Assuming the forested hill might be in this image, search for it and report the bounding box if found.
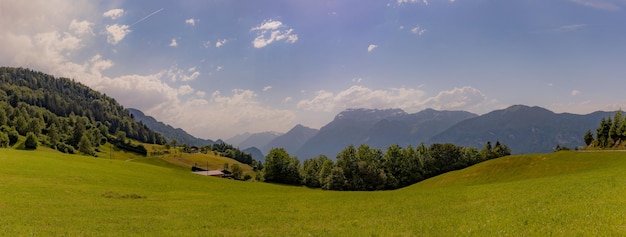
[0,67,165,151]
[128,108,213,147]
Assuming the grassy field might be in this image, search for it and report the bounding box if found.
[97,142,257,175]
[1,148,625,236]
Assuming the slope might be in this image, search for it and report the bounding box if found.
[0,67,166,146]
[128,108,214,146]
[2,148,625,236]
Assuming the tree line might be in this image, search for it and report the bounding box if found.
[584,110,626,148]
[262,141,511,191]
[0,67,165,155]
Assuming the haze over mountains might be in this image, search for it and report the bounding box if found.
[128,108,214,147]
[131,105,614,160]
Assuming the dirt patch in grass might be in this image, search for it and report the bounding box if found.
[101,191,146,199]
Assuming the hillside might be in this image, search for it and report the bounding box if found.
[1,148,625,235]
[0,67,165,155]
[128,108,214,146]
[430,105,613,154]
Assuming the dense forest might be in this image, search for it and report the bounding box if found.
[0,67,165,155]
[263,141,511,191]
[585,111,626,148]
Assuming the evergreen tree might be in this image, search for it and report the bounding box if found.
[584,130,594,146]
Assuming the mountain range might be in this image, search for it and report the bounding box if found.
[128,108,214,147]
[132,105,614,160]
[430,105,613,154]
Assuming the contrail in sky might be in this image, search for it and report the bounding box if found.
[131,8,164,27]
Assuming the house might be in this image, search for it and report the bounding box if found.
[189,146,199,153]
[191,168,232,178]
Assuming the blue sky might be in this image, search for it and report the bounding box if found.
[1,0,625,140]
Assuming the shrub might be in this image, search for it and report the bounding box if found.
[24,132,38,150]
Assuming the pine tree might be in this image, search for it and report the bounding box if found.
[584,130,594,146]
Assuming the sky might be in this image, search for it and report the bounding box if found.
[1,0,626,140]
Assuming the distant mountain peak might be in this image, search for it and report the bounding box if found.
[503,105,551,113]
[335,108,407,121]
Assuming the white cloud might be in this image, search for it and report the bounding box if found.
[352,78,363,83]
[215,39,228,48]
[411,25,427,35]
[368,44,378,52]
[202,41,211,48]
[216,66,223,71]
[397,0,429,5]
[89,54,113,74]
[263,86,272,92]
[167,67,200,82]
[571,90,581,96]
[179,85,194,95]
[251,19,298,48]
[105,24,130,45]
[554,24,588,32]
[283,97,293,103]
[298,86,425,112]
[69,20,94,36]
[169,38,178,47]
[0,0,300,139]
[421,87,488,111]
[185,18,196,26]
[103,9,125,20]
[569,0,621,10]
[297,85,494,114]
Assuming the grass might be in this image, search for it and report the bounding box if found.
[1,148,625,236]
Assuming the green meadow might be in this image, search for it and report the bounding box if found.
[1,148,625,236]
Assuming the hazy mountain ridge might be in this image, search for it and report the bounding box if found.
[128,108,214,147]
[237,131,283,151]
[130,104,612,160]
[262,124,319,155]
[295,108,478,159]
[430,105,614,154]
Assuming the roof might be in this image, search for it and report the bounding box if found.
[192,170,224,176]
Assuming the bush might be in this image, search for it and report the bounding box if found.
[24,132,38,150]
[243,173,252,181]
[0,131,9,148]
[56,142,75,154]
[0,125,19,146]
